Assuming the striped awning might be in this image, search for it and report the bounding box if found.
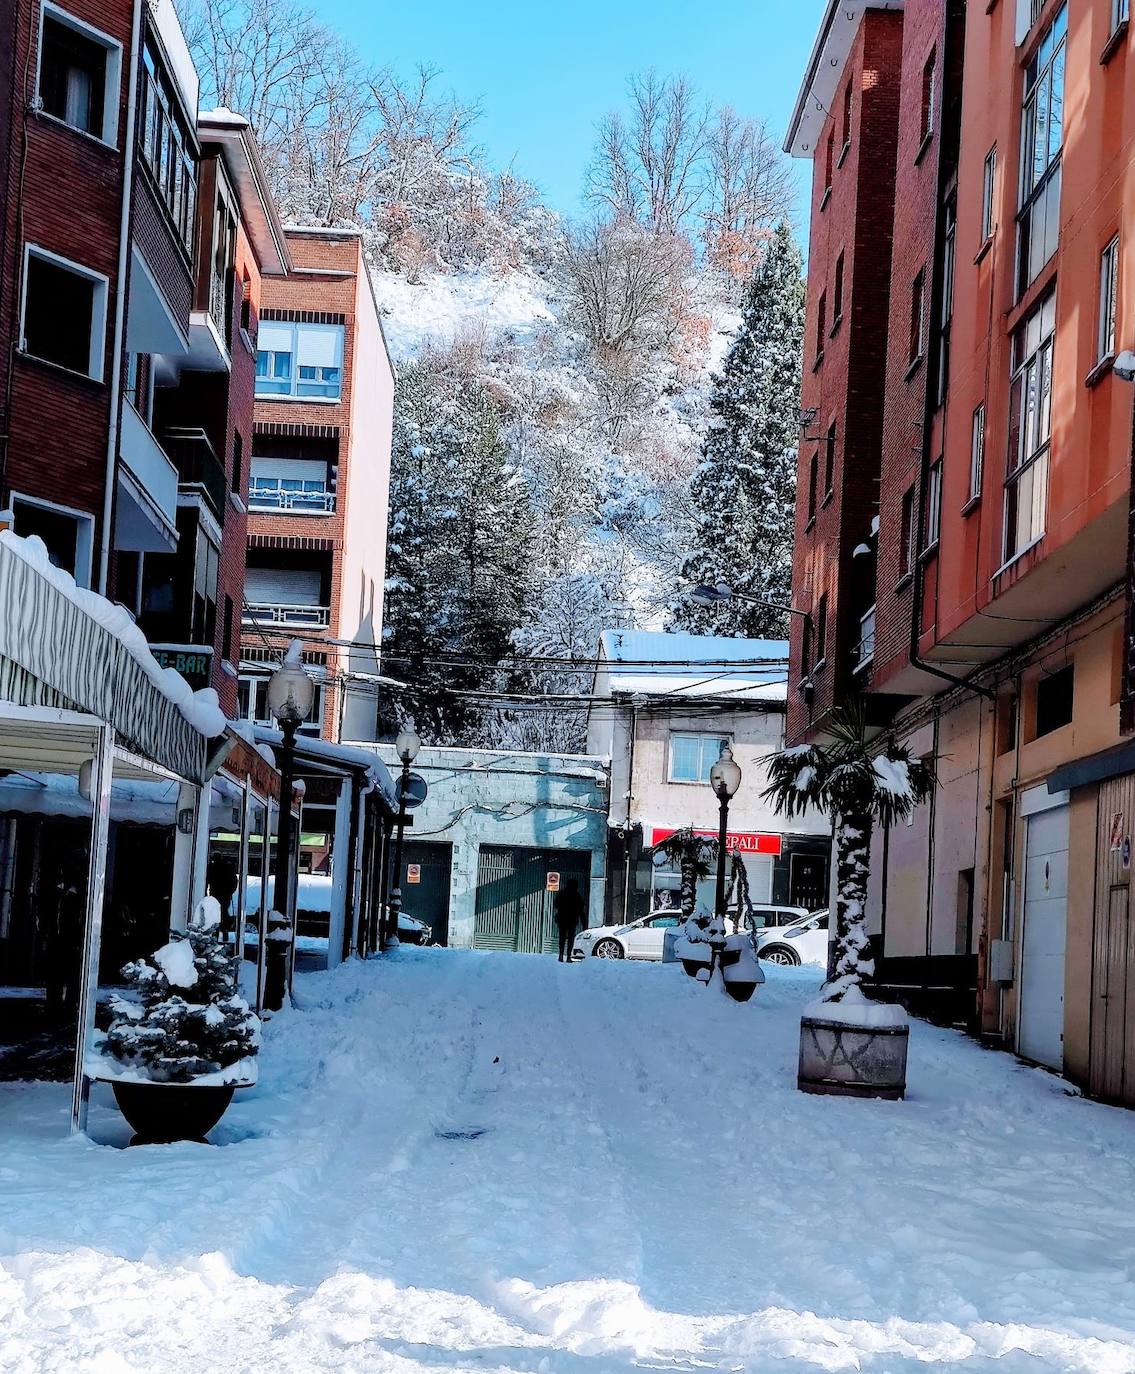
[0,539,211,782]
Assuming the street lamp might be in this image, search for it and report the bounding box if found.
[385,726,420,950]
[266,645,314,1008]
[709,744,742,926]
[689,582,812,625]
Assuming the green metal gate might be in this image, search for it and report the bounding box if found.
[399,841,453,946]
[473,846,592,954]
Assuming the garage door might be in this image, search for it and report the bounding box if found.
[473,847,591,954]
[1018,791,1069,1070]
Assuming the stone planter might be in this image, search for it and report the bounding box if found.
[798,1010,909,1100]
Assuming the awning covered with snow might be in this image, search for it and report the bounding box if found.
[0,533,224,782]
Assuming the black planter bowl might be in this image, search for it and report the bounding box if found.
[681,959,709,978]
[724,980,758,1003]
[111,1081,240,1144]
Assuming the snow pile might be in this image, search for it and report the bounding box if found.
[872,754,913,800]
[0,531,225,738]
[804,983,909,1029]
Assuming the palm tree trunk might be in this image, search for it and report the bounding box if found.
[828,812,874,1000]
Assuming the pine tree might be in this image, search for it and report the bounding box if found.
[382,357,535,741]
[673,220,806,638]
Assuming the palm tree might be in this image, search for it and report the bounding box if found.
[763,701,933,1002]
[653,828,715,917]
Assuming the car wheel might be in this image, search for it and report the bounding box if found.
[758,945,800,966]
[593,939,625,960]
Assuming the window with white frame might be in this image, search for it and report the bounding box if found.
[139,41,197,254]
[1005,290,1056,561]
[1099,235,1119,362]
[38,6,121,145]
[21,245,107,379]
[925,460,943,548]
[969,404,985,503]
[237,673,323,736]
[249,457,333,513]
[668,733,730,784]
[1017,5,1066,297]
[981,146,997,243]
[11,492,94,585]
[256,321,344,400]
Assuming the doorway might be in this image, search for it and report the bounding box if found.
[473,846,592,954]
[399,840,453,946]
[1017,790,1069,1071]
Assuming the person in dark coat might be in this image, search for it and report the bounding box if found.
[553,879,585,962]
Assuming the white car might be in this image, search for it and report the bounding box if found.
[573,911,684,961]
[754,909,830,966]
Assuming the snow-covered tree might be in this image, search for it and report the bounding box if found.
[763,703,933,1004]
[673,221,805,638]
[382,356,535,742]
[103,918,259,1083]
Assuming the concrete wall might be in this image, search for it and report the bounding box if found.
[369,745,609,947]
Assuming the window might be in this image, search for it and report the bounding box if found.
[21,246,107,379]
[238,674,323,736]
[669,734,730,784]
[240,274,252,336]
[833,251,845,327]
[1114,0,1129,31]
[937,198,956,404]
[124,352,153,422]
[1099,235,1119,362]
[801,615,813,678]
[920,51,936,146]
[814,593,828,665]
[249,458,333,513]
[139,42,197,254]
[1017,5,1067,296]
[824,422,836,496]
[900,486,916,576]
[969,404,985,502]
[841,81,853,155]
[11,493,94,586]
[807,452,818,522]
[823,131,834,200]
[221,594,234,662]
[232,430,243,492]
[981,146,997,243]
[1033,663,1074,737]
[815,292,827,363]
[925,459,943,548]
[908,269,925,366]
[38,7,121,145]
[192,531,219,645]
[1005,291,1056,560]
[256,321,344,399]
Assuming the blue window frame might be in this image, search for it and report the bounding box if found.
[255,321,344,400]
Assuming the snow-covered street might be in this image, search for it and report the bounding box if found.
[4,951,1135,1372]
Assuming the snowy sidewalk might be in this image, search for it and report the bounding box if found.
[3,951,1135,1372]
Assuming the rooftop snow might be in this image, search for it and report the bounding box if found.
[598,630,788,703]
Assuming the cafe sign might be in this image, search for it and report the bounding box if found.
[150,644,214,692]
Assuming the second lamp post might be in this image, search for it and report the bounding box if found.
[385,726,420,949]
[710,744,742,924]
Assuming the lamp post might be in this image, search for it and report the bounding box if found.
[689,581,812,626]
[266,646,314,1008]
[385,726,420,949]
[709,744,742,926]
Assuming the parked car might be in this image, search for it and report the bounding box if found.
[754,909,830,966]
[573,910,683,961]
[397,913,432,945]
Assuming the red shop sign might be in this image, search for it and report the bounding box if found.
[649,826,782,857]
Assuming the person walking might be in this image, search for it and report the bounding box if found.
[554,878,584,963]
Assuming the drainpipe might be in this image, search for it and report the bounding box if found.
[98,0,144,595]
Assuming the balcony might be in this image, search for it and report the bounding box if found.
[187,271,232,372]
[116,401,179,553]
[248,483,336,515]
[854,607,876,672]
[161,427,227,522]
[243,602,331,629]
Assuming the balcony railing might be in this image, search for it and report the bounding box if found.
[161,427,228,522]
[209,270,232,340]
[854,606,876,672]
[248,484,336,515]
[243,602,331,629]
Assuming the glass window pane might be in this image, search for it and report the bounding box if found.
[671,736,700,782]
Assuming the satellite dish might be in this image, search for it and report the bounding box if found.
[399,771,428,810]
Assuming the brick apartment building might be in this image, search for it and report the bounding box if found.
[787,0,1135,1106]
[0,0,287,718]
[238,227,395,744]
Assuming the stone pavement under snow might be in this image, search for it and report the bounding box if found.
[3,952,1135,1372]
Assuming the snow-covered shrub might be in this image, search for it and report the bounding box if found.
[103,908,260,1084]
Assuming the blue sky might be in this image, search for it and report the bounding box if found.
[316,0,827,220]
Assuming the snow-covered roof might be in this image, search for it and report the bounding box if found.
[598,630,788,703]
[250,726,397,809]
[197,110,290,276]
